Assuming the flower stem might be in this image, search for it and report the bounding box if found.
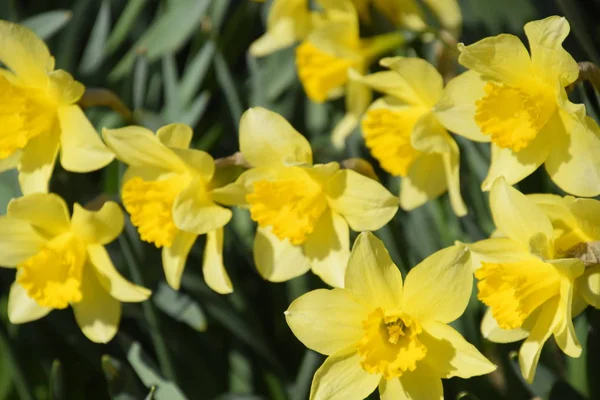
[0,321,35,400]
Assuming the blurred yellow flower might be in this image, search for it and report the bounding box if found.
[0,193,150,343]
[467,177,584,382]
[0,20,114,195]
[103,124,233,294]
[351,56,466,216]
[213,108,398,287]
[435,16,600,197]
[285,232,495,400]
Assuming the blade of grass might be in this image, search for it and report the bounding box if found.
[0,321,34,400]
[214,49,244,128]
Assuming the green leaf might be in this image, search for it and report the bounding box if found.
[162,54,180,121]
[0,170,20,215]
[290,351,321,400]
[179,40,216,106]
[21,10,72,40]
[153,282,208,332]
[214,50,244,128]
[181,91,211,127]
[101,354,145,400]
[49,360,64,400]
[79,0,111,74]
[105,0,149,55]
[507,350,557,398]
[133,53,149,110]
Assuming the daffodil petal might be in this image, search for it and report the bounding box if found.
[7,192,70,236]
[348,69,412,101]
[400,153,446,211]
[379,378,404,400]
[528,193,578,230]
[253,226,311,282]
[212,167,279,207]
[421,0,462,36]
[570,198,600,240]
[481,307,529,343]
[285,288,368,355]
[344,232,403,310]
[466,237,534,271]
[58,105,114,172]
[524,16,578,87]
[0,151,22,173]
[203,228,233,294]
[310,347,380,400]
[18,130,60,195]
[326,169,398,231]
[577,265,600,308]
[421,320,496,378]
[434,70,489,142]
[304,210,350,288]
[72,264,121,344]
[378,57,444,107]
[553,274,581,358]
[8,280,51,324]
[397,363,443,400]
[0,216,45,266]
[488,177,554,257]
[332,79,371,149]
[401,244,472,324]
[102,126,186,172]
[169,148,215,181]
[172,177,232,235]
[71,202,123,245]
[162,230,197,290]
[49,70,84,105]
[87,244,151,302]
[156,123,193,149]
[331,112,360,150]
[441,137,467,217]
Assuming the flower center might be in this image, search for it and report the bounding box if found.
[0,75,56,159]
[122,175,188,248]
[475,260,561,330]
[247,169,328,245]
[17,233,86,309]
[361,108,422,177]
[474,82,555,152]
[296,41,359,103]
[356,308,427,379]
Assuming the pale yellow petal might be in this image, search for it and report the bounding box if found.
[310,347,380,400]
[7,192,70,237]
[421,320,496,378]
[285,288,368,355]
[344,232,403,310]
[528,193,578,232]
[331,79,371,149]
[239,107,312,167]
[72,264,121,344]
[421,0,462,36]
[379,378,404,400]
[253,226,311,282]
[162,230,197,290]
[401,244,472,323]
[466,237,533,271]
[203,228,233,294]
[331,112,360,150]
[434,70,488,142]
[481,307,529,343]
[440,134,467,216]
[326,169,398,231]
[87,244,151,302]
[553,274,581,358]
[397,363,443,400]
[48,70,84,105]
[577,265,600,308]
[8,280,51,323]
[18,130,60,195]
[304,210,350,288]
[400,153,446,211]
[570,198,600,240]
[71,202,123,245]
[0,215,46,266]
[156,123,193,149]
[0,151,22,173]
[169,148,215,181]
[379,57,444,107]
[524,16,579,87]
[348,69,411,100]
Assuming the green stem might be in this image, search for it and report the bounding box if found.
[0,321,34,400]
[118,233,177,384]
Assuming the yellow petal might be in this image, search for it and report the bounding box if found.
[433,70,489,142]
[169,148,215,181]
[481,307,529,343]
[326,169,398,231]
[488,177,554,257]
[304,210,350,288]
[0,20,53,87]
[48,70,84,105]
[310,347,380,400]
[401,244,472,324]
[458,34,531,86]
[349,69,412,101]
[528,193,578,231]
[239,107,312,167]
[7,192,70,237]
[400,153,446,211]
[553,272,581,358]
[378,378,404,400]
[71,202,123,245]
[172,177,232,235]
[331,112,360,150]
[570,198,600,240]
[0,215,45,266]
[397,363,443,400]
[439,134,467,217]
[162,230,197,290]
[72,264,121,343]
[331,79,371,149]
[285,288,368,355]
[378,57,444,107]
[58,105,114,172]
[8,280,51,323]
[203,228,233,294]
[421,0,462,36]
[0,151,22,173]
[156,123,193,149]
[466,237,533,270]
[421,320,496,378]
[253,226,311,282]
[545,111,600,197]
[102,126,186,173]
[87,244,151,302]
[524,16,579,87]
[577,264,600,308]
[344,232,403,310]
[18,130,60,195]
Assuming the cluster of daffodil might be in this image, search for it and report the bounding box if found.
[1,2,600,398]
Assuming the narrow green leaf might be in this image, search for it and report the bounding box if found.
[105,0,148,55]
[49,359,65,400]
[162,54,180,120]
[214,50,244,128]
[133,53,149,110]
[179,40,216,106]
[21,10,72,40]
[290,351,321,400]
[79,0,111,74]
[0,321,34,400]
[181,91,211,127]
[101,354,145,400]
[0,170,20,215]
[153,282,207,332]
[144,387,157,400]
[507,350,556,398]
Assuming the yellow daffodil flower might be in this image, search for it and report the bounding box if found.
[351,56,467,216]
[0,20,114,194]
[434,16,600,197]
[285,232,495,400]
[466,177,584,383]
[212,108,398,287]
[295,0,405,148]
[103,124,233,294]
[0,193,150,343]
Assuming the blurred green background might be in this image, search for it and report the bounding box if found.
[1,0,600,399]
